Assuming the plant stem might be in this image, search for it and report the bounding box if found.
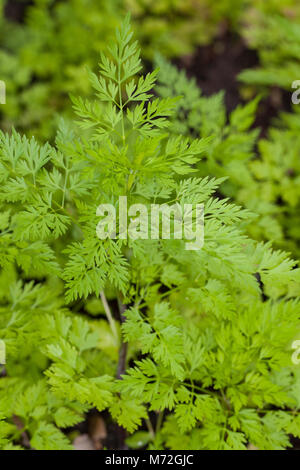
[116,298,128,379]
[145,418,155,439]
[62,168,69,207]
[156,410,164,434]
[117,54,125,143]
[100,290,118,345]
[115,298,129,450]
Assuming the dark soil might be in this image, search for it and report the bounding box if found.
[178,32,258,111]
[177,31,292,137]
[4,0,33,23]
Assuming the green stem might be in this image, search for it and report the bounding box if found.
[100,290,118,345]
[117,57,125,143]
[62,169,69,207]
[145,418,155,439]
[155,410,164,434]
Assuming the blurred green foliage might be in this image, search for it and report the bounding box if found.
[0,0,123,139]
[2,0,300,139]
[240,1,300,90]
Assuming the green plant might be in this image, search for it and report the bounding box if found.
[0,0,254,139]
[239,8,300,90]
[1,17,300,451]
[156,56,300,258]
[0,0,124,139]
[244,107,300,258]
[3,0,218,140]
[125,0,247,57]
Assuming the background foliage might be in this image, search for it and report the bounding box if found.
[1,0,300,139]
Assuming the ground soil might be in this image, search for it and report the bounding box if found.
[176,31,292,137]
